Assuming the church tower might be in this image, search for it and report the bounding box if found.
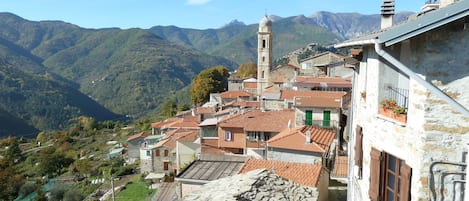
[257,15,273,99]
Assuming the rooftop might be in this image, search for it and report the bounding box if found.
[294,96,342,108]
[127,132,149,142]
[238,158,323,187]
[335,0,469,48]
[294,76,352,88]
[220,90,252,99]
[280,90,346,100]
[268,126,336,153]
[219,109,295,133]
[176,160,245,183]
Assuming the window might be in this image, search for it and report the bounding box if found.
[262,39,266,48]
[369,148,411,201]
[155,150,160,156]
[163,162,169,171]
[262,56,265,62]
[247,132,261,141]
[354,126,363,178]
[225,131,232,141]
[164,149,168,157]
[261,71,265,79]
[146,150,151,156]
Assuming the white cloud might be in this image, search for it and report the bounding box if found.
[186,0,211,5]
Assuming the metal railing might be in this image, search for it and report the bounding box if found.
[384,85,409,109]
[304,120,338,129]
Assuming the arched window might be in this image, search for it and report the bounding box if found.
[262,40,266,48]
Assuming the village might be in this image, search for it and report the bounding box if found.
[117,0,469,200]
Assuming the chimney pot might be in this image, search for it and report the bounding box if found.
[381,0,395,29]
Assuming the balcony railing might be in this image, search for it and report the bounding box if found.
[304,120,338,129]
[384,85,409,109]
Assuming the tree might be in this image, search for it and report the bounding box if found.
[37,147,74,176]
[0,158,23,200]
[190,66,229,105]
[5,137,23,162]
[161,99,177,118]
[235,62,257,78]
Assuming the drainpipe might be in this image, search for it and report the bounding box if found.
[374,42,469,117]
[429,161,466,201]
[346,63,356,201]
[466,142,469,201]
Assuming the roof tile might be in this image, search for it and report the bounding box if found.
[238,158,323,187]
[268,126,336,153]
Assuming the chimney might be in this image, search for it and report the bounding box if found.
[305,130,312,144]
[381,0,395,29]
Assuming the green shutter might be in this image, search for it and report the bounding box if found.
[323,111,331,127]
[305,110,313,125]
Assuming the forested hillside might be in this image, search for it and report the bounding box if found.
[0,13,236,135]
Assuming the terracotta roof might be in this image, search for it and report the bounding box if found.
[151,118,183,129]
[156,130,199,149]
[220,90,252,99]
[268,126,336,153]
[294,76,352,88]
[243,82,257,89]
[201,143,227,155]
[233,100,260,109]
[127,132,149,142]
[280,90,346,100]
[332,156,348,178]
[219,110,295,133]
[196,107,216,114]
[294,96,342,108]
[238,158,323,187]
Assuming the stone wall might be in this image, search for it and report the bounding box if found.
[183,169,319,201]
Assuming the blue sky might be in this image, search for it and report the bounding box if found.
[0,0,424,29]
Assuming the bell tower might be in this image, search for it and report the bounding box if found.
[257,15,273,99]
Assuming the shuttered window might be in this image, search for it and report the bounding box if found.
[369,147,412,201]
[369,148,382,201]
[354,125,363,178]
[155,150,160,156]
[400,162,412,201]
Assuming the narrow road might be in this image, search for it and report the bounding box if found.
[153,182,176,201]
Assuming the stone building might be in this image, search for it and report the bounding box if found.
[335,0,469,200]
[299,51,353,77]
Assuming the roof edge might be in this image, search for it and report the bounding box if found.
[334,39,376,48]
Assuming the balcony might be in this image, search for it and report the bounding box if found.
[304,120,338,129]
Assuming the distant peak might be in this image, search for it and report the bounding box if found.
[222,19,246,28]
[268,15,283,22]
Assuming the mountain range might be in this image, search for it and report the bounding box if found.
[0,11,412,136]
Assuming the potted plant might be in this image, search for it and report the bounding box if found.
[379,99,407,123]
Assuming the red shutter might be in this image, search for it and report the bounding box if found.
[354,126,363,167]
[369,147,382,201]
[400,162,412,201]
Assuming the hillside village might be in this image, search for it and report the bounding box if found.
[125,0,469,200]
[1,0,468,200]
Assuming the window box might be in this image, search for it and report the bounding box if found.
[379,105,407,124]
